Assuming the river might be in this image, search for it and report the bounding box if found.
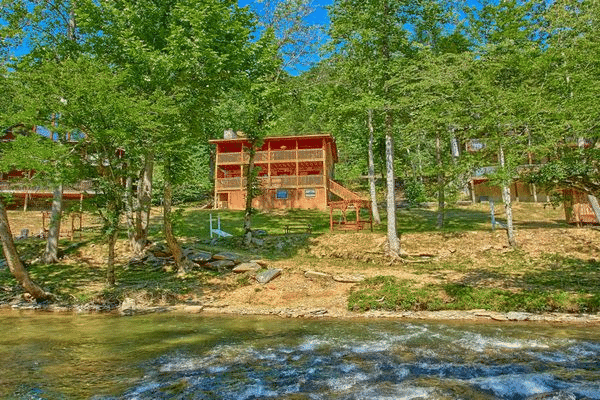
[1,311,599,399]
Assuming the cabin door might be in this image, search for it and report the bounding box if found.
[219,193,229,209]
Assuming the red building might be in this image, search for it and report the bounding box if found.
[210,133,362,210]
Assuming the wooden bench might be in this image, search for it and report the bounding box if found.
[284,224,312,234]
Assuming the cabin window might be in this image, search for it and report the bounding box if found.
[305,188,316,198]
[276,189,288,199]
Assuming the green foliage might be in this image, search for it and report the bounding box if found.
[403,179,428,206]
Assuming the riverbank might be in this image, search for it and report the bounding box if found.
[2,204,600,324]
[4,299,600,325]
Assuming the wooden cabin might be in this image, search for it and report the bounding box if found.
[0,125,92,210]
[563,189,599,225]
[210,133,362,211]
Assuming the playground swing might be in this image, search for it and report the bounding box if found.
[209,214,232,238]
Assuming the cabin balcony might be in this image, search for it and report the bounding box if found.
[0,180,94,194]
[215,175,326,191]
[216,149,325,165]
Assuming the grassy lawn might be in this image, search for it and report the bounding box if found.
[2,202,599,315]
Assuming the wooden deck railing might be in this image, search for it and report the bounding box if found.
[215,175,325,190]
[328,179,364,200]
[216,149,324,164]
[0,180,94,193]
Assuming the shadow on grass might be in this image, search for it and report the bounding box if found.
[523,255,600,293]
[396,206,568,233]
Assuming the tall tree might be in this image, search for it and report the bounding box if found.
[0,67,53,301]
[466,0,546,247]
[91,0,255,267]
[329,0,417,257]
[400,1,473,229]
[1,0,85,263]
[45,56,172,284]
[530,0,600,221]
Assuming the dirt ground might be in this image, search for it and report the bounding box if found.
[198,227,600,318]
[4,206,600,321]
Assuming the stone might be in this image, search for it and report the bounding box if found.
[181,247,195,257]
[128,255,147,267]
[119,297,137,315]
[148,242,171,257]
[205,259,236,271]
[253,229,268,236]
[332,275,365,283]
[251,237,265,246]
[182,305,204,314]
[145,253,171,268]
[17,229,29,239]
[506,312,530,321]
[187,251,213,264]
[250,259,269,267]
[304,270,331,280]
[213,252,244,263]
[233,262,262,273]
[256,268,281,284]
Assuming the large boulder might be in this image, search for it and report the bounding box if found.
[205,259,236,272]
[147,242,171,257]
[187,251,213,265]
[213,252,244,264]
[256,268,281,284]
[232,262,262,273]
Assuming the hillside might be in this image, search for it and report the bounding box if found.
[1,203,600,323]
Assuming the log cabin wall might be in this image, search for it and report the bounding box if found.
[210,134,339,211]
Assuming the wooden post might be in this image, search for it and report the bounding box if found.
[329,205,333,232]
[214,145,220,209]
[490,199,496,231]
[295,138,299,188]
[267,140,271,188]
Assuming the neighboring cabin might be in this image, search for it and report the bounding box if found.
[210,133,362,211]
[466,138,599,225]
[0,125,91,210]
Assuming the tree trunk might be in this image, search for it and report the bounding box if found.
[126,154,154,255]
[134,153,153,254]
[106,227,118,285]
[163,176,185,274]
[367,109,381,224]
[125,176,136,247]
[42,184,63,264]
[499,146,517,248]
[243,147,256,246]
[587,194,600,224]
[384,112,401,257]
[435,132,445,229]
[576,137,600,223]
[0,198,52,300]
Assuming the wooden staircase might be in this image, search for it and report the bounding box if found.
[328,179,364,201]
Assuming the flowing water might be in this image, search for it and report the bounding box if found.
[1,311,599,399]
